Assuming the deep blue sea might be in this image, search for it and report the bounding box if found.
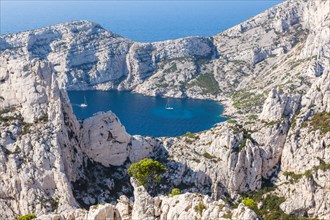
[68,91,227,137]
[1,1,282,42]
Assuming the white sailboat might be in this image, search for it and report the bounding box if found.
[165,99,174,110]
[80,96,88,108]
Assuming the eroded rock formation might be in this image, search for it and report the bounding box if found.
[0,0,329,219]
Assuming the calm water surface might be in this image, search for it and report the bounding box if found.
[1,1,282,42]
[68,91,227,137]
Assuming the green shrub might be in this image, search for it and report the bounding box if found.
[227,119,237,123]
[194,201,207,216]
[248,114,258,120]
[184,131,196,139]
[237,130,251,152]
[258,195,286,219]
[169,188,181,197]
[283,171,304,183]
[223,212,232,219]
[202,152,216,159]
[22,123,33,135]
[262,119,282,127]
[316,158,330,171]
[192,158,201,163]
[16,213,36,220]
[242,197,257,211]
[128,158,166,193]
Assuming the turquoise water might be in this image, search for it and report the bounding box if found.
[68,91,227,137]
[1,1,282,42]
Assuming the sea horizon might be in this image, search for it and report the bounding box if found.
[1,0,283,42]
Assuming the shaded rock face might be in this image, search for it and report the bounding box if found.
[0,0,330,219]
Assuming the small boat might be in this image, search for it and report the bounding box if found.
[80,96,88,108]
[165,99,174,110]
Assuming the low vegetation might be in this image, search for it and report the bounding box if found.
[34,113,48,123]
[236,129,253,152]
[231,90,266,110]
[242,197,257,211]
[242,186,316,220]
[16,214,36,220]
[184,131,196,139]
[302,112,330,135]
[202,152,216,159]
[0,109,20,123]
[223,211,232,219]
[184,132,199,144]
[226,119,237,123]
[188,72,220,95]
[262,119,283,127]
[168,188,181,197]
[22,123,33,136]
[194,201,207,216]
[283,158,330,183]
[163,63,178,73]
[248,115,258,120]
[128,158,166,194]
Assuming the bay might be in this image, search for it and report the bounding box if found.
[68,91,227,137]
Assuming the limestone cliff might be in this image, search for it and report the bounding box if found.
[0,0,329,219]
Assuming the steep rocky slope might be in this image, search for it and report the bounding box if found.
[0,0,329,219]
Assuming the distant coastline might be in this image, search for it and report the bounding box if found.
[1,0,282,42]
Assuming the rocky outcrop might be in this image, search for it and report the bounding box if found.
[259,88,300,121]
[81,112,131,166]
[0,0,329,219]
[130,177,258,220]
[81,111,155,167]
[0,59,81,218]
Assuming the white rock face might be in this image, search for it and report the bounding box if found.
[130,177,258,220]
[129,135,154,163]
[116,196,132,220]
[232,203,259,220]
[0,58,54,123]
[81,112,154,166]
[0,0,329,219]
[0,60,81,218]
[82,111,131,166]
[87,204,120,220]
[259,88,298,121]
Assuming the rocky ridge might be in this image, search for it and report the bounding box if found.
[0,0,330,219]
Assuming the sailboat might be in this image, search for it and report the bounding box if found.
[165,99,174,110]
[80,96,88,108]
